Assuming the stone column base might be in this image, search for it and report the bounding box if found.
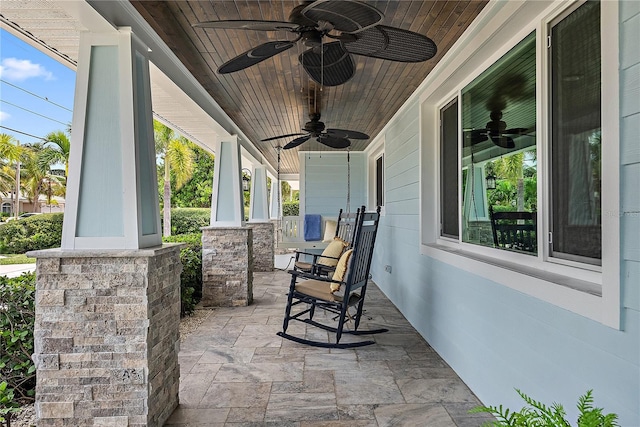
[28,245,183,427]
[201,226,253,306]
[248,221,274,272]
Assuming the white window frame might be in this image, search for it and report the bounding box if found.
[421,0,620,329]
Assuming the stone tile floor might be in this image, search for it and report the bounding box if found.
[166,267,494,426]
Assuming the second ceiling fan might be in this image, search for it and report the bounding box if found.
[262,112,369,150]
[194,0,438,86]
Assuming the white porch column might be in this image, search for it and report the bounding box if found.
[247,165,274,271]
[31,28,180,427]
[463,164,489,221]
[62,28,161,250]
[202,135,254,305]
[210,135,244,227]
[269,178,283,220]
[249,165,269,222]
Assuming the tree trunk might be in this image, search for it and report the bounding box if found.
[517,178,525,211]
[163,160,171,237]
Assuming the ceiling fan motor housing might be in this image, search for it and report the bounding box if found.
[305,113,325,135]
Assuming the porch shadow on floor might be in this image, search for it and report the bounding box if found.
[166,262,494,426]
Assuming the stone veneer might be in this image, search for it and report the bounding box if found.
[247,221,274,272]
[28,245,183,427]
[201,226,253,307]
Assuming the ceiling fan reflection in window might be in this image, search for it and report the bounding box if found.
[465,73,535,149]
[466,110,531,149]
[193,0,438,86]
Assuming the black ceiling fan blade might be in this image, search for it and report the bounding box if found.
[465,129,488,145]
[326,128,369,140]
[299,42,355,86]
[489,133,516,149]
[343,25,437,62]
[261,133,307,142]
[284,135,312,150]
[301,0,383,33]
[193,20,300,32]
[218,41,295,74]
[504,127,531,135]
[318,135,351,149]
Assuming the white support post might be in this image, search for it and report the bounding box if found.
[249,165,269,222]
[61,27,161,250]
[210,135,244,227]
[269,178,282,220]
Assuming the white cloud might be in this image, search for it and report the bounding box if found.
[0,111,10,122]
[0,57,54,82]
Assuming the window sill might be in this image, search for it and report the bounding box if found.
[421,242,606,324]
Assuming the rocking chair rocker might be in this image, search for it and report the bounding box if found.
[277,206,385,348]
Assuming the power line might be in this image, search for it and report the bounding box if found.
[0,125,45,141]
[1,100,69,126]
[0,79,73,112]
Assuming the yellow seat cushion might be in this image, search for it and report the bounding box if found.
[318,237,347,266]
[295,279,343,302]
[331,249,353,292]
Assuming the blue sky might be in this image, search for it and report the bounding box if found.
[0,29,76,146]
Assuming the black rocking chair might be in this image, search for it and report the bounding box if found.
[278,206,386,348]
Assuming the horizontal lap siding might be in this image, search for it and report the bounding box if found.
[369,6,639,425]
[621,2,640,333]
[304,153,366,216]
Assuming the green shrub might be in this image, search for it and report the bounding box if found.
[282,201,299,216]
[0,273,36,422]
[167,208,210,235]
[471,389,618,427]
[163,233,202,316]
[0,213,64,254]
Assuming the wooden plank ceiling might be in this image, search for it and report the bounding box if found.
[130,1,488,175]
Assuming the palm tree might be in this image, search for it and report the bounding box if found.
[154,121,195,236]
[0,133,25,215]
[494,152,525,211]
[39,130,71,177]
[20,143,65,212]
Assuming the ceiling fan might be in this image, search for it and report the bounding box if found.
[262,112,369,150]
[466,111,531,149]
[193,0,438,87]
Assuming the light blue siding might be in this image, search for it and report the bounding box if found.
[304,152,366,216]
[368,7,640,425]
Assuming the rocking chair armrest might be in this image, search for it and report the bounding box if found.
[288,269,343,285]
[294,250,321,261]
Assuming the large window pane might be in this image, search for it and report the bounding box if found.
[441,99,459,238]
[550,1,601,264]
[461,33,537,254]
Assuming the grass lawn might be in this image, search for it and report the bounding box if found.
[0,254,36,265]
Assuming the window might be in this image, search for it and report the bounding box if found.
[549,1,601,265]
[375,154,384,208]
[425,0,618,327]
[460,32,537,255]
[440,99,459,239]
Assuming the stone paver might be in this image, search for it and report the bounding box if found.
[166,265,494,426]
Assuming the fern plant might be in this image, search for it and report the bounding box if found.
[471,389,619,427]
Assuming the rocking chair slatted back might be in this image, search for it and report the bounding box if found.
[343,210,380,294]
[334,208,359,246]
[489,206,537,253]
